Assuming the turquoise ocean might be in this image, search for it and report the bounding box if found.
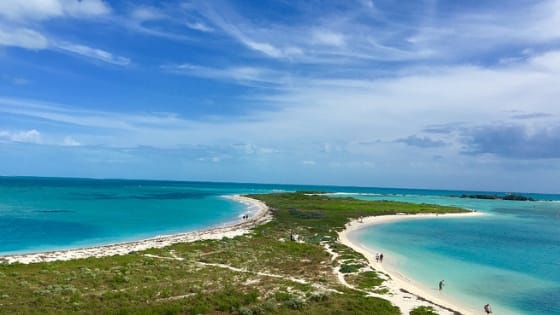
[1,177,558,314]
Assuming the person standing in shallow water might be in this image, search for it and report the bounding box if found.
[379,253,384,262]
[484,304,492,314]
[439,280,445,291]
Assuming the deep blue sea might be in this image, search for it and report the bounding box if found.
[1,177,558,314]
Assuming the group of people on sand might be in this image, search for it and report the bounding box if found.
[438,280,492,314]
[375,252,384,263]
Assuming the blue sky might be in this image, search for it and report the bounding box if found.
[1,0,560,193]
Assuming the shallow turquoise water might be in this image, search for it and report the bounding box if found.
[1,177,558,314]
[344,193,560,315]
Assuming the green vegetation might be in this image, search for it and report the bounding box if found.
[0,192,466,314]
[410,305,439,315]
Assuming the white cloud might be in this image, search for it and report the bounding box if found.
[0,0,118,66]
[162,63,282,84]
[0,26,129,65]
[0,0,110,21]
[0,27,49,49]
[63,136,80,146]
[0,129,83,147]
[243,39,283,58]
[0,0,63,21]
[62,0,111,18]
[185,21,214,32]
[524,0,560,41]
[193,2,288,58]
[312,30,345,47]
[527,50,560,71]
[406,0,560,60]
[190,1,427,63]
[55,42,130,65]
[130,6,165,22]
[2,49,560,157]
[0,129,42,144]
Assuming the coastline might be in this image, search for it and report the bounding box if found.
[338,212,486,315]
[0,195,271,264]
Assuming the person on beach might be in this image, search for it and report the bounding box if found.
[379,253,384,263]
[439,280,445,291]
[375,253,379,262]
[484,304,492,314]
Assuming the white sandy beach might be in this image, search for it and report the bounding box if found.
[0,195,271,264]
[339,212,486,315]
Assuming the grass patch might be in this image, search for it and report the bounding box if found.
[347,271,384,290]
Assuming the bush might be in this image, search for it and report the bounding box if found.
[339,264,361,273]
[285,298,305,310]
[238,306,253,315]
[274,291,292,301]
[410,306,438,315]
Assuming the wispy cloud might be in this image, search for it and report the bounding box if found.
[187,1,434,63]
[117,4,190,41]
[0,0,111,21]
[55,41,130,65]
[0,27,48,49]
[129,6,165,22]
[406,0,560,61]
[185,21,213,33]
[0,0,128,66]
[161,63,283,85]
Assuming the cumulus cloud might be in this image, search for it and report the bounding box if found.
[0,129,42,144]
[460,124,560,159]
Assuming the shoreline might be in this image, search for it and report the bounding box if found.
[338,212,486,315]
[0,195,271,264]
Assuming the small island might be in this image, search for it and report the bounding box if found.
[456,193,535,201]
